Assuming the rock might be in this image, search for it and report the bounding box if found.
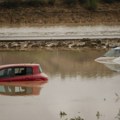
[20,42,28,49]
[109,43,117,48]
[62,41,70,47]
[46,42,58,47]
[91,42,98,47]
[40,41,46,46]
[68,42,76,48]
[102,45,107,49]
[30,43,40,48]
[76,42,85,47]
[10,42,20,48]
[0,43,9,48]
[68,43,74,48]
[22,43,28,48]
[57,41,63,47]
[85,41,91,47]
[96,40,102,44]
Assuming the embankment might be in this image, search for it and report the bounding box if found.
[0,38,120,50]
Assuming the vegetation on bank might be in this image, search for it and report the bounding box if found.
[0,0,119,25]
[0,0,120,10]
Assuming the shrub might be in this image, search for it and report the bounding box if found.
[86,0,98,10]
[2,0,21,8]
[47,0,56,5]
[64,0,77,5]
[79,0,87,4]
[102,0,114,3]
[25,0,47,6]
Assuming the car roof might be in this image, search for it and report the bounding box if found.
[0,63,39,69]
[114,47,120,50]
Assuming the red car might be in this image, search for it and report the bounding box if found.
[0,64,48,82]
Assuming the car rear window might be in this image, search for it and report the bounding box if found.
[0,67,33,78]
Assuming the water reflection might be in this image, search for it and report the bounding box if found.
[0,49,120,120]
[103,63,120,72]
[0,81,47,96]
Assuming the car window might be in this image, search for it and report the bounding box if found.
[39,66,42,73]
[26,67,33,75]
[14,67,26,76]
[0,67,33,78]
[0,69,5,77]
[104,49,120,57]
[0,68,14,78]
[14,67,33,76]
[0,69,6,78]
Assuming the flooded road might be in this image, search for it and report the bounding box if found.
[0,49,120,120]
[0,25,120,40]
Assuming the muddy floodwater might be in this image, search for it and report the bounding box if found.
[0,48,120,120]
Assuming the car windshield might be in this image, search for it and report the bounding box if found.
[104,48,120,57]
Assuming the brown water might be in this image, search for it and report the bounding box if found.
[0,48,120,120]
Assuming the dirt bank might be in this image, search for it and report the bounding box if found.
[0,38,120,50]
[0,2,120,26]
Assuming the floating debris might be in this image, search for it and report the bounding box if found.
[115,93,119,97]
[96,111,102,119]
[70,116,84,120]
[60,112,84,120]
[104,98,106,101]
[60,111,67,118]
[115,93,120,102]
[115,109,120,120]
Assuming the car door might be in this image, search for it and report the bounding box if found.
[10,67,27,81]
[10,67,34,81]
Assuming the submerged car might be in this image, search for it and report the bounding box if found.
[0,64,48,82]
[113,57,120,64]
[95,47,120,64]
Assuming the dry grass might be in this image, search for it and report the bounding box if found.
[0,2,119,25]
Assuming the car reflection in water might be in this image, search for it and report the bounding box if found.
[0,81,47,96]
[103,63,120,72]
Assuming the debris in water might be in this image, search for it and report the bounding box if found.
[96,111,101,119]
[70,116,84,120]
[115,109,120,120]
[115,93,120,102]
[104,98,106,101]
[60,111,67,118]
